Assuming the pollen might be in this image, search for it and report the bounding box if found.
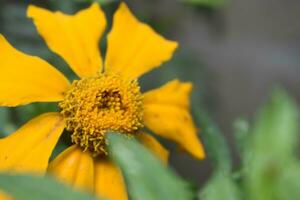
[59,74,144,156]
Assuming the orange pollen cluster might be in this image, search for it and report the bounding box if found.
[59,74,144,156]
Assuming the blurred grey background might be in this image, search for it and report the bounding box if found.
[0,0,299,186]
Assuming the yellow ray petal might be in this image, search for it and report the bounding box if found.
[0,191,13,200]
[0,113,65,174]
[94,159,128,200]
[105,3,178,80]
[27,3,106,78]
[143,80,205,160]
[0,35,70,107]
[48,145,94,192]
[137,132,169,164]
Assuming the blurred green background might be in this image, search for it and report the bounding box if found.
[0,0,300,191]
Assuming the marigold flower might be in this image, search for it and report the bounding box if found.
[0,3,205,200]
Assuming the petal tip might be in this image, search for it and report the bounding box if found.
[91,2,100,8]
[119,2,129,10]
[27,5,37,18]
[191,139,206,160]
[172,41,179,50]
[195,149,206,160]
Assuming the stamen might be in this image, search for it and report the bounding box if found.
[59,74,143,156]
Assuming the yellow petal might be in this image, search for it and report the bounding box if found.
[0,113,65,174]
[137,132,169,164]
[94,159,128,200]
[0,35,70,107]
[48,145,94,192]
[0,191,13,200]
[27,3,106,78]
[105,3,178,80]
[143,80,205,160]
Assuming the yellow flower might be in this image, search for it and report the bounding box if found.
[0,2,205,200]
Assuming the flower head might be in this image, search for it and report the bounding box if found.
[0,3,205,200]
[60,74,144,155]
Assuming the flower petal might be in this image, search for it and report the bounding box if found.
[0,35,70,107]
[27,3,106,78]
[143,80,205,160]
[0,113,65,174]
[105,3,178,80]
[48,145,94,192]
[94,159,128,200]
[0,191,13,200]
[137,132,169,164]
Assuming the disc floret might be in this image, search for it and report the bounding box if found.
[59,74,143,156]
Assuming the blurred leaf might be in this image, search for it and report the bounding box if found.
[250,88,299,160]
[199,172,240,200]
[277,163,300,200]
[196,112,240,200]
[0,108,16,137]
[233,118,250,164]
[0,173,96,200]
[14,103,58,125]
[245,88,300,200]
[0,108,9,126]
[181,0,228,8]
[108,133,194,200]
[194,109,231,173]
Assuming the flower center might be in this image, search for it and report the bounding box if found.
[59,74,144,156]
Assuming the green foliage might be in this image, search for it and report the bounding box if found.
[198,88,300,200]
[244,88,300,200]
[0,108,16,137]
[194,109,232,173]
[195,108,240,200]
[107,133,195,200]
[0,173,96,200]
[199,173,240,200]
[233,118,250,161]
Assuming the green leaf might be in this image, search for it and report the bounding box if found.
[233,118,250,165]
[277,163,300,200]
[199,172,240,200]
[194,109,232,173]
[244,88,300,200]
[0,173,96,200]
[0,108,16,137]
[107,133,194,200]
[250,88,299,160]
[196,112,240,200]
